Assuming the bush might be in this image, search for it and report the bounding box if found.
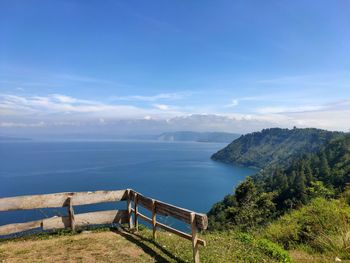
[264,213,300,248]
[257,238,291,263]
[236,232,254,244]
[265,197,350,256]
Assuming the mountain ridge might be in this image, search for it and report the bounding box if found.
[211,127,343,170]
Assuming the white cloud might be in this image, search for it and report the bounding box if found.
[1,93,349,133]
[51,94,78,103]
[112,92,189,102]
[225,99,239,107]
[0,93,185,121]
[153,104,170,110]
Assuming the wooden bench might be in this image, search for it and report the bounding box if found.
[0,189,208,263]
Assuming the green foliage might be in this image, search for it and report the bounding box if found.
[257,238,292,263]
[208,177,275,231]
[211,128,348,217]
[264,134,350,211]
[234,232,291,262]
[236,232,254,244]
[340,188,350,205]
[208,134,350,258]
[265,198,350,256]
[307,181,335,199]
[211,127,342,169]
[141,229,286,262]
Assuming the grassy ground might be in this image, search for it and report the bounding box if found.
[0,226,345,262]
[0,226,277,263]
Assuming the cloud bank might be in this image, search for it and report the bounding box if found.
[1,93,349,138]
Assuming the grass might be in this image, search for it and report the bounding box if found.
[264,197,350,261]
[0,225,345,262]
[0,225,283,263]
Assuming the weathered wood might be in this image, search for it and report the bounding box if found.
[155,221,206,246]
[0,220,42,235]
[67,197,75,231]
[136,212,152,224]
[129,191,153,211]
[137,194,153,211]
[0,190,128,211]
[0,187,208,263]
[129,190,208,230]
[156,201,208,230]
[191,212,200,263]
[43,210,128,230]
[152,199,156,240]
[127,189,133,229]
[0,210,128,236]
[134,193,139,232]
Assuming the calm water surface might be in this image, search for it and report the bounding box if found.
[0,141,255,232]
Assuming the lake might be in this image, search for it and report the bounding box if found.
[0,141,255,232]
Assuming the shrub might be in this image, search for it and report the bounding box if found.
[265,197,350,255]
[257,238,291,263]
[236,232,254,244]
[264,213,300,248]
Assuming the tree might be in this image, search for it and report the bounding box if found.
[304,160,314,184]
[319,152,331,183]
[293,168,307,204]
[307,181,335,199]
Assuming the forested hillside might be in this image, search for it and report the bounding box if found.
[208,133,350,230]
[211,128,342,170]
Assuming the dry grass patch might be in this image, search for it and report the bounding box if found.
[0,231,150,263]
[289,249,350,263]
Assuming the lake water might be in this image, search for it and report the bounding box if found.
[0,141,255,233]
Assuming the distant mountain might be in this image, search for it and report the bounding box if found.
[211,127,343,170]
[156,131,240,143]
[0,136,31,141]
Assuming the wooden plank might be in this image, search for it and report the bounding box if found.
[152,199,156,239]
[127,189,133,229]
[67,197,75,231]
[136,212,152,224]
[0,210,128,235]
[0,220,42,235]
[0,190,127,211]
[191,212,200,263]
[137,193,153,211]
[129,191,153,211]
[134,193,139,232]
[156,201,208,230]
[155,221,206,246]
[129,190,208,230]
[43,210,128,230]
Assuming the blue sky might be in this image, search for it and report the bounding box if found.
[1,0,350,136]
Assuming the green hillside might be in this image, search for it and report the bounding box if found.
[211,128,342,170]
[209,134,350,228]
[208,133,350,260]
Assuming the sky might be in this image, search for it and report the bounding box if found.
[1,0,350,137]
